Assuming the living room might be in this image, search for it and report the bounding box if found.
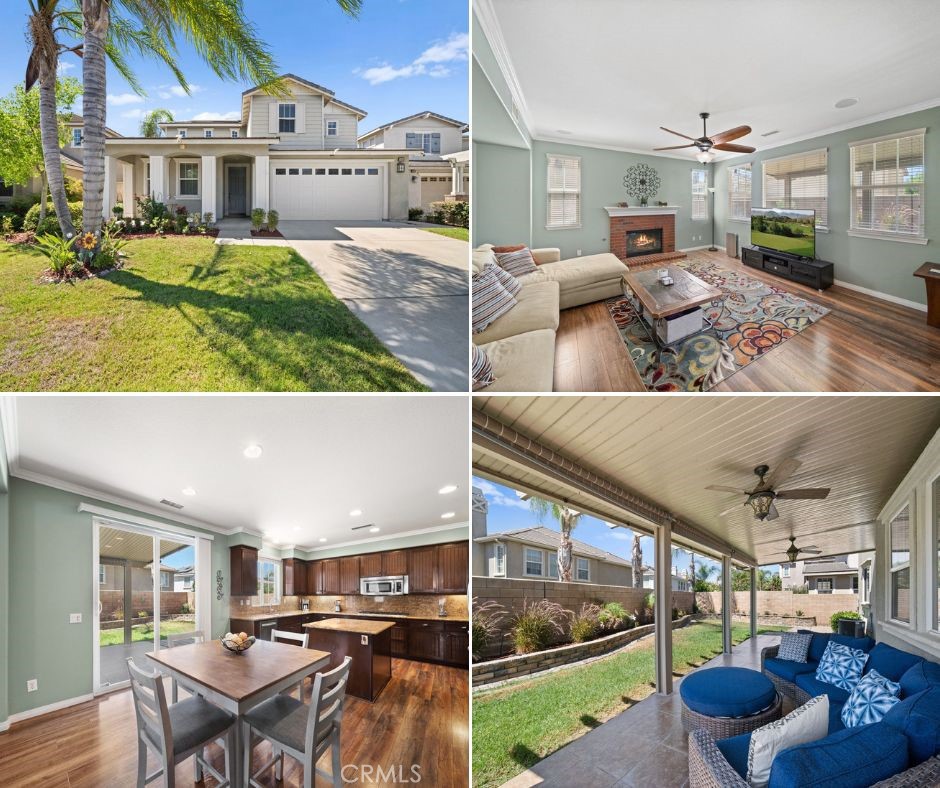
[470,0,940,393]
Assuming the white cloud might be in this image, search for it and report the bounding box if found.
[57,62,76,75]
[158,84,203,99]
[191,111,241,121]
[359,32,468,85]
[108,93,144,106]
[475,479,529,511]
[120,108,148,119]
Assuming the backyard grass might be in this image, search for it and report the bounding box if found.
[419,226,469,241]
[99,619,195,647]
[0,237,425,391]
[472,621,785,788]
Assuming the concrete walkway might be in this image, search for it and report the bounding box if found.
[215,219,468,391]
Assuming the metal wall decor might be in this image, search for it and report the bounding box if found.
[623,163,661,205]
[216,569,224,600]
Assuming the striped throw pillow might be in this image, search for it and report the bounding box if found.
[495,247,538,277]
[471,345,496,390]
[472,265,517,334]
[488,262,522,296]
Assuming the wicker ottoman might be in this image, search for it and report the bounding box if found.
[680,666,782,738]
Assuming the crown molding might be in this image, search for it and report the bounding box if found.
[534,133,719,163]
[301,521,469,553]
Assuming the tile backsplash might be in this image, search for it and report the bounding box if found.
[230,594,469,619]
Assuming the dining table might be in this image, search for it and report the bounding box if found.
[147,638,331,787]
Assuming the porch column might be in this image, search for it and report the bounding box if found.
[103,156,118,220]
[655,520,673,695]
[450,161,461,195]
[750,566,758,640]
[121,161,135,217]
[722,555,733,654]
[150,155,166,202]
[200,155,217,218]
[253,155,269,212]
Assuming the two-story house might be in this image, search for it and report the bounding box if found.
[358,111,469,212]
[102,74,412,222]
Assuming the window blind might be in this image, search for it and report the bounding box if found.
[849,130,925,239]
[546,154,581,228]
[728,163,752,220]
[691,169,707,220]
[762,148,828,227]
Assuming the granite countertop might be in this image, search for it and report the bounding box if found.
[304,617,395,636]
[230,609,469,623]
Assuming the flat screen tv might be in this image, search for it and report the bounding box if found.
[750,208,816,259]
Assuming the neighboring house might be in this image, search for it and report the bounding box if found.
[98,562,176,592]
[102,73,412,222]
[173,565,195,592]
[641,566,692,592]
[358,111,469,212]
[781,553,860,594]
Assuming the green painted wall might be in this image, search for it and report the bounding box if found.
[297,524,469,561]
[713,106,940,306]
[473,140,532,246]
[7,478,229,716]
[0,423,8,727]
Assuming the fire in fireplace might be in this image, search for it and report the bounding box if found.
[626,228,664,258]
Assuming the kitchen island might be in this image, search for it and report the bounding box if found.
[304,617,394,702]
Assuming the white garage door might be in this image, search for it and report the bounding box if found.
[271,160,384,220]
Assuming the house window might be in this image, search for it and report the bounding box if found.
[327,120,337,137]
[0,179,12,198]
[576,557,590,581]
[494,544,505,576]
[546,154,581,229]
[849,130,926,241]
[72,128,83,147]
[99,565,106,584]
[852,575,859,594]
[203,129,213,139]
[178,129,187,139]
[548,554,559,579]
[145,162,151,196]
[862,564,871,604]
[782,565,790,578]
[255,557,281,606]
[691,169,708,220]
[762,148,828,228]
[817,578,832,594]
[889,505,911,623]
[160,571,170,589]
[231,130,239,139]
[728,163,752,220]
[178,161,199,196]
[524,548,543,577]
[405,132,442,154]
[279,103,296,133]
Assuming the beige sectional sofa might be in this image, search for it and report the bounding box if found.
[472,245,627,391]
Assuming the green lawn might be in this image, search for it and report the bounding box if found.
[0,238,425,391]
[472,621,785,788]
[419,225,469,242]
[99,619,196,647]
[751,229,815,258]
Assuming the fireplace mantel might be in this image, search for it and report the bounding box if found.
[604,205,680,217]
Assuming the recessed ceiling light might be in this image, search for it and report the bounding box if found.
[105,544,112,548]
[115,536,124,540]
[760,130,780,137]
[243,444,263,459]
[369,526,380,533]
[438,485,458,495]
[349,509,362,517]
[441,512,455,519]
[182,487,196,496]
[834,97,859,109]
[319,537,327,543]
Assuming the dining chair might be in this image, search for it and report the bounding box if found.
[126,657,237,788]
[242,656,352,788]
[165,630,205,703]
[272,629,310,698]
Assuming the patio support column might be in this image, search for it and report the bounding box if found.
[201,155,217,218]
[121,161,135,217]
[253,155,269,212]
[750,566,758,640]
[150,155,166,203]
[654,519,673,695]
[722,555,733,654]
[103,156,118,220]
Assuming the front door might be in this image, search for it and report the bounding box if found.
[227,166,247,216]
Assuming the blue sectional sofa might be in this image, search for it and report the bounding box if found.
[688,635,940,788]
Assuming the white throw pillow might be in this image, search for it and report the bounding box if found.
[746,694,829,788]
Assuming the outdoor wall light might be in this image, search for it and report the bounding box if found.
[396,158,406,173]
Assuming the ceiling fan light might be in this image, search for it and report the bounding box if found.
[786,545,800,563]
[747,491,775,520]
[696,151,712,163]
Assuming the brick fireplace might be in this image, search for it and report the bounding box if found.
[605,206,687,267]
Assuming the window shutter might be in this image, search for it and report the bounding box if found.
[268,102,278,134]
[406,133,418,149]
[546,154,581,228]
[296,102,306,134]
[762,148,828,227]
[691,169,707,220]
[431,133,441,154]
[728,164,752,220]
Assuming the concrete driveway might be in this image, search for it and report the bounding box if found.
[219,219,468,391]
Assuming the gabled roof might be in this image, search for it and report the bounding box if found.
[358,111,468,141]
[64,113,122,138]
[475,526,632,568]
[242,73,336,99]
[240,73,367,122]
[59,149,84,169]
[802,560,857,575]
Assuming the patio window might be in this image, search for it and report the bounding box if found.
[524,548,543,577]
[576,557,590,581]
[178,161,199,196]
[889,504,911,623]
[72,128,83,147]
[327,120,337,137]
[203,129,213,138]
[231,130,239,139]
[278,103,296,134]
[254,557,281,606]
[816,578,832,594]
[494,544,505,576]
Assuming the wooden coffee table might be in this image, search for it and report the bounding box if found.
[622,266,724,347]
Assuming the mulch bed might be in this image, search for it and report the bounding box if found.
[250,228,284,238]
[3,228,220,245]
[38,262,125,284]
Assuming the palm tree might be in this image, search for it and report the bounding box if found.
[695,563,716,590]
[78,0,362,234]
[631,534,643,589]
[529,497,581,582]
[139,107,173,137]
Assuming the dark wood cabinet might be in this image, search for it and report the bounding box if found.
[358,552,382,578]
[306,561,321,595]
[320,559,340,595]
[229,545,258,597]
[444,622,469,667]
[383,550,408,576]
[742,245,833,291]
[437,542,469,593]
[408,546,437,593]
[282,558,307,596]
[339,556,360,594]
[408,620,445,662]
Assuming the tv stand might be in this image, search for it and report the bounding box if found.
[742,245,833,291]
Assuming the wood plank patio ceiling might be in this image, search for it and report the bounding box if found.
[472,396,940,565]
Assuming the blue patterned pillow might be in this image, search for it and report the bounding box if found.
[841,669,902,727]
[778,632,812,663]
[816,641,869,691]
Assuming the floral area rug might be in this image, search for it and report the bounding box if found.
[606,255,829,391]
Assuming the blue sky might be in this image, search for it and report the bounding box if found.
[0,0,468,136]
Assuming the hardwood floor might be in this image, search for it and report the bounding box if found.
[553,249,940,392]
[0,658,468,787]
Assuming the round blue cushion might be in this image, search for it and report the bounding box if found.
[680,667,777,717]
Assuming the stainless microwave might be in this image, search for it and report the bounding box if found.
[360,575,408,595]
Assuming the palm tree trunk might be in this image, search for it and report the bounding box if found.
[631,534,643,589]
[558,517,572,582]
[39,171,48,222]
[37,58,73,236]
[81,0,109,234]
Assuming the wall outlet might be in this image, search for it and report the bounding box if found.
[69,613,82,624]
[27,679,38,692]
[576,249,582,256]
[360,635,368,646]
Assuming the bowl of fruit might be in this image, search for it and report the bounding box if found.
[221,631,256,654]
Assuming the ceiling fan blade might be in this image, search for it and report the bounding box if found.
[713,142,757,153]
[776,488,831,500]
[705,485,749,494]
[800,546,822,554]
[653,143,695,151]
[660,126,695,141]
[718,502,744,518]
[710,125,752,144]
[766,503,780,521]
[766,458,802,488]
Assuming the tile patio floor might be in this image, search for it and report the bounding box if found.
[500,632,788,788]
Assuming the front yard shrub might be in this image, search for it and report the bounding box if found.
[570,603,601,643]
[9,195,38,219]
[0,213,17,235]
[64,176,83,201]
[472,598,506,660]
[598,602,629,631]
[266,209,279,231]
[830,610,862,632]
[23,201,83,234]
[34,233,77,274]
[136,195,170,224]
[203,212,214,226]
[408,207,424,221]
[511,599,567,654]
[251,207,265,230]
[428,200,469,228]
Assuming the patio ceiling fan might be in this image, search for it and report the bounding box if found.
[654,112,756,155]
[781,536,822,564]
[705,458,830,521]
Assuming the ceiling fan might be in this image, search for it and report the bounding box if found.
[655,112,756,160]
[705,458,830,521]
[781,536,822,564]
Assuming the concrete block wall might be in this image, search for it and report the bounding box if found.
[696,590,859,620]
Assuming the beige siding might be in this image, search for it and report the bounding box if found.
[360,130,385,149]
[324,112,358,149]
[383,117,464,155]
[478,540,632,586]
[248,90,325,148]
